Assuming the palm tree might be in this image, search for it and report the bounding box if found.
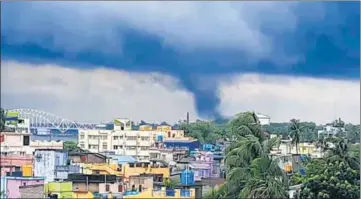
[228,112,265,141]
[0,108,6,132]
[289,119,304,154]
[223,112,286,197]
[239,156,288,199]
[326,138,359,170]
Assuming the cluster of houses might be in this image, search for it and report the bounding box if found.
[0,147,227,199]
[1,112,341,199]
[0,116,228,199]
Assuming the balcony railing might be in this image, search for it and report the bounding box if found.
[68,174,120,183]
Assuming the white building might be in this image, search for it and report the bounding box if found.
[317,124,345,138]
[256,113,271,125]
[1,117,63,155]
[78,122,187,161]
[78,130,152,161]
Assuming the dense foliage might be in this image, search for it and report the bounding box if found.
[63,141,80,151]
[204,112,289,198]
[200,112,360,199]
[290,138,360,199]
[0,108,6,132]
[176,117,359,144]
[299,160,360,199]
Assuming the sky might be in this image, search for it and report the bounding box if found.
[1,2,360,124]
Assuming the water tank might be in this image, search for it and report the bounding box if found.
[156,135,163,143]
[180,170,195,185]
[22,165,33,177]
[299,168,306,176]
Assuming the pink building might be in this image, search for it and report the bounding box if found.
[0,176,45,198]
[0,154,33,176]
[0,132,32,155]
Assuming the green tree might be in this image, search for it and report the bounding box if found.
[220,112,287,198]
[63,141,79,151]
[345,123,360,143]
[297,140,360,199]
[289,119,305,154]
[239,156,288,199]
[299,160,360,199]
[179,120,226,144]
[0,108,6,132]
[325,138,359,170]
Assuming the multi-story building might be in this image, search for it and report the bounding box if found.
[0,131,32,155]
[78,129,153,161]
[317,124,345,138]
[33,149,80,183]
[78,120,194,161]
[0,154,33,176]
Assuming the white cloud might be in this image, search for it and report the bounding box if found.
[1,61,199,124]
[3,61,358,125]
[2,2,326,61]
[217,74,360,124]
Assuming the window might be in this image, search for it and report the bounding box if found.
[118,185,123,192]
[23,136,30,146]
[102,144,108,150]
[113,136,118,140]
[141,137,149,141]
[55,156,60,165]
[80,135,85,140]
[127,136,136,141]
[105,184,110,192]
[113,145,118,150]
[80,144,85,148]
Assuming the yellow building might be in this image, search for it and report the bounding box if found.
[45,181,93,199]
[122,162,170,178]
[82,163,123,176]
[139,125,153,131]
[123,188,195,199]
[81,161,170,179]
[298,143,316,154]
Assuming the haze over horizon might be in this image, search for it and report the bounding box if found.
[1,2,360,124]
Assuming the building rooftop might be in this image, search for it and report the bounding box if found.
[256,113,270,119]
[108,155,137,164]
[189,163,210,170]
[164,139,198,143]
[1,176,45,180]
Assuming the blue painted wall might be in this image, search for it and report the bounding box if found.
[163,140,201,151]
[33,150,68,183]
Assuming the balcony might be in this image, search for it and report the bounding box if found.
[68,173,120,183]
[126,140,137,146]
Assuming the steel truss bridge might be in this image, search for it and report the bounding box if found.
[9,108,98,133]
